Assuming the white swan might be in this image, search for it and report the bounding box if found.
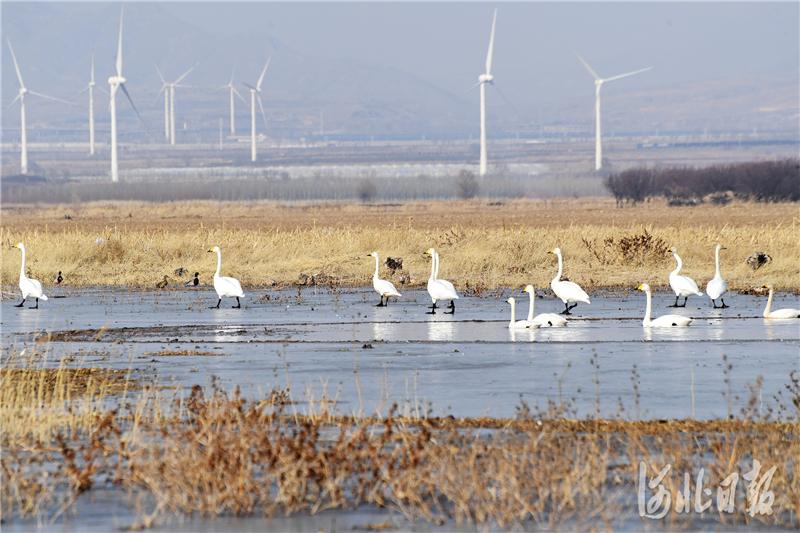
[506,297,539,329]
[668,247,703,307]
[548,248,590,315]
[13,243,48,309]
[208,246,245,308]
[638,284,692,327]
[523,285,567,327]
[424,248,459,314]
[368,252,401,306]
[432,250,457,295]
[762,284,800,319]
[705,244,728,308]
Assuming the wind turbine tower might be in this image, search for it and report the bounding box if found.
[155,63,198,145]
[244,58,271,162]
[574,51,651,171]
[75,53,99,155]
[5,38,72,174]
[107,8,144,182]
[477,9,497,177]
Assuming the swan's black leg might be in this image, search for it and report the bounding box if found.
[679,297,688,308]
[444,301,455,315]
[668,296,679,308]
[560,302,572,315]
[426,301,437,314]
[720,298,728,308]
[567,303,578,312]
[14,298,25,308]
[210,298,221,309]
[428,301,437,310]
[30,298,39,309]
[233,297,241,309]
[375,295,386,307]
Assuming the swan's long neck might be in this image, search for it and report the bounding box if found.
[671,253,683,276]
[553,252,563,285]
[643,289,652,326]
[428,253,436,283]
[18,246,26,281]
[215,250,222,278]
[508,300,516,326]
[764,287,774,317]
[434,252,440,281]
[526,292,534,322]
[373,254,380,280]
[714,248,721,278]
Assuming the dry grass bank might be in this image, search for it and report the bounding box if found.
[2,198,798,290]
[2,345,798,529]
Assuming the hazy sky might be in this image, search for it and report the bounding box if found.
[2,1,798,136]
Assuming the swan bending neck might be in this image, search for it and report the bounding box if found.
[671,253,683,276]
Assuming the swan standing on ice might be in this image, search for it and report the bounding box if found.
[367,252,401,306]
[12,243,48,309]
[208,246,245,309]
[762,284,800,319]
[706,245,728,308]
[548,248,590,315]
[668,247,703,307]
[506,297,539,329]
[523,285,567,326]
[424,248,458,314]
[638,284,692,327]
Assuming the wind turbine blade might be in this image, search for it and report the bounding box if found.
[153,63,166,83]
[256,56,271,91]
[72,84,91,101]
[604,67,652,83]
[91,51,95,83]
[461,81,483,99]
[116,8,124,77]
[242,82,256,91]
[573,49,600,81]
[229,66,235,86]
[151,85,167,106]
[174,62,199,85]
[28,91,76,105]
[485,9,497,76]
[232,87,249,107]
[3,94,22,116]
[120,83,146,126]
[489,82,519,117]
[6,38,26,88]
[257,94,269,131]
[97,86,110,97]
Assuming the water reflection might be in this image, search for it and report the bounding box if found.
[427,321,456,341]
[509,328,535,343]
[372,321,395,341]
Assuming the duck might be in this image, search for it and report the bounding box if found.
[762,284,800,319]
[186,272,200,289]
[424,248,459,314]
[706,245,728,308]
[668,247,703,307]
[208,246,245,308]
[156,275,169,289]
[367,252,401,306]
[506,297,539,329]
[522,285,567,326]
[53,271,63,285]
[548,248,590,315]
[638,284,692,327]
[13,243,48,309]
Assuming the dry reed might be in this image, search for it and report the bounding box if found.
[1,199,798,290]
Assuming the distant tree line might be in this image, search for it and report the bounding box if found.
[603,158,800,206]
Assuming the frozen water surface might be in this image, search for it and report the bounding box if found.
[4,286,798,421]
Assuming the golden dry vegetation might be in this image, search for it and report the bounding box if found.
[2,341,798,529]
[1,198,798,291]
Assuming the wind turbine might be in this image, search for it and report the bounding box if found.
[107,8,144,182]
[75,52,106,155]
[243,57,271,162]
[476,9,497,177]
[4,38,73,174]
[574,51,651,171]
[154,62,198,145]
[219,67,248,135]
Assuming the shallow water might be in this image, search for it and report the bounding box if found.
[4,286,798,421]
